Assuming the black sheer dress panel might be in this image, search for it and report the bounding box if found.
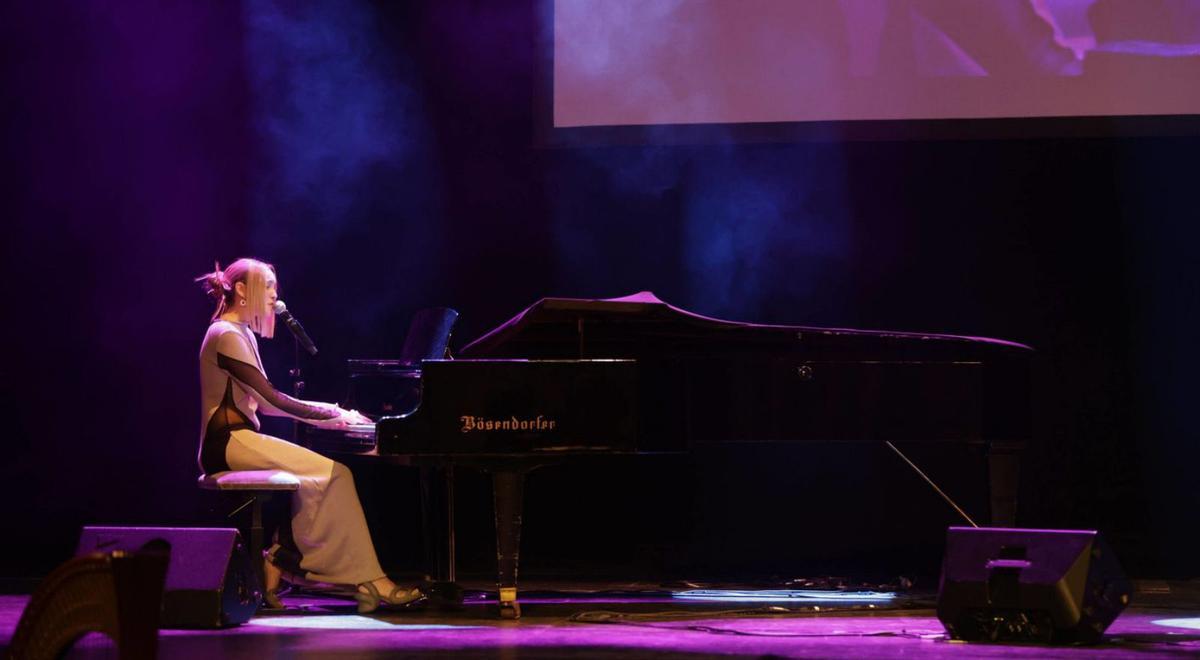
[199,353,338,474]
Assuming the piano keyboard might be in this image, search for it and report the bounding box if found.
[343,422,376,437]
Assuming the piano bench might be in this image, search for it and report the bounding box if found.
[198,471,300,607]
[198,470,301,492]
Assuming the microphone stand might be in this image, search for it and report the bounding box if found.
[290,337,307,447]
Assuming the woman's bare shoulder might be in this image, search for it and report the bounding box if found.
[203,320,251,346]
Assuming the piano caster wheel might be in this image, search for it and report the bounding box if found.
[500,602,521,619]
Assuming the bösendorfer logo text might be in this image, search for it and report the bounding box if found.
[460,415,557,433]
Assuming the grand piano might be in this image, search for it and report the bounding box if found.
[310,292,1032,618]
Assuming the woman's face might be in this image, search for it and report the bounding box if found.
[234,269,278,316]
[264,272,278,310]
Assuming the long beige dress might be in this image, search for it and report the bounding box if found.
[197,320,385,585]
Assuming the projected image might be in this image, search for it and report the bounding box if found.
[553,0,1200,126]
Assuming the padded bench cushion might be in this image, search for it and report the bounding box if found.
[197,470,301,491]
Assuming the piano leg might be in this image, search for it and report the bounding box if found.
[987,445,1021,526]
[418,466,464,607]
[491,469,525,619]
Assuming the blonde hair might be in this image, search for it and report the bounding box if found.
[195,258,278,338]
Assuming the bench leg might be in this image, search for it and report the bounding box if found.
[250,495,266,596]
[228,493,269,606]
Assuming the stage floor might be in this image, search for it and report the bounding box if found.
[2,582,1198,658]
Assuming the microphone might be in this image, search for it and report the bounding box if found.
[273,300,318,356]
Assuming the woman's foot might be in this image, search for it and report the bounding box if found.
[355,577,424,614]
[262,556,285,610]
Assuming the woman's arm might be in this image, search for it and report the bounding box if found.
[213,328,370,426]
[216,352,341,422]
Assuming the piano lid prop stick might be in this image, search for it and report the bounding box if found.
[884,440,979,528]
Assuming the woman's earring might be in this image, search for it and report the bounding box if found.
[239,299,247,307]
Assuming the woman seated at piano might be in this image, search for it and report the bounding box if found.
[195,257,421,613]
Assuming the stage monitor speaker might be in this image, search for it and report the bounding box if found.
[76,526,259,629]
[937,527,1132,644]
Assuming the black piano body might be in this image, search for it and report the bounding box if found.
[459,292,1031,452]
[314,292,1033,618]
[311,358,645,618]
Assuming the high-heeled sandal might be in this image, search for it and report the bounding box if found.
[262,556,287,610]
[354,582,426,614]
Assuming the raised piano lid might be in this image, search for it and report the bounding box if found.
[459,291,1032,358]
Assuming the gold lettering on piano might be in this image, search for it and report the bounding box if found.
[459,415,557,433]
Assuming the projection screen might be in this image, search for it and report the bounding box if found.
[553,0,1200,127]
